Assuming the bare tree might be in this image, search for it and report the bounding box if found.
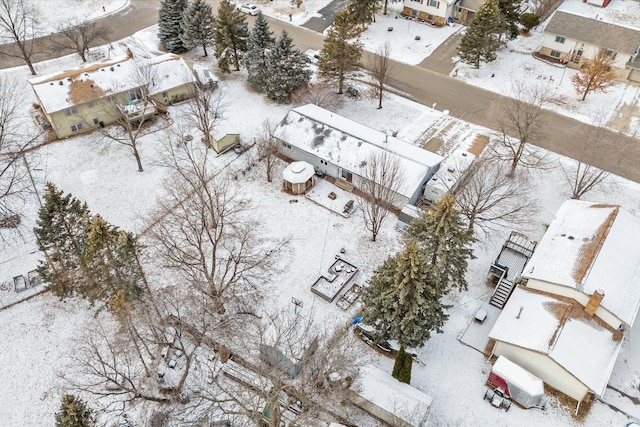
[290,83,344,110]
[453,157,538,237]
[147,133,286,313]
[490,80,549,177]
[256,119,280,183]
[356,150,404,242]
[0,75,42,240]
[54,18,111,62]
[369,42,393,109]
[0,0,39,75]
[189,309,363,427]
[99,59,161,172]
[560,124,614,200]
[185,81,224,147]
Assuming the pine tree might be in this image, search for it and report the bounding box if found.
[392,345,406,380]
[265,31,311,103]
[55,394,95,427]
[457,0,501,68]
[498,0,521,41]
[158,0,189,53]
[34,183,92,299]
[180,0,215,57]
[213,0,249,73]
[571,49,616,101]
[362,240,450,350]
[407,193,474,292]
[318,9,363,94]
[244,12,275,93]
[85,216,145,305]
[398,353,413,384]
[348,0,378,31]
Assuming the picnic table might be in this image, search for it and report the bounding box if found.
[336,283,362,310]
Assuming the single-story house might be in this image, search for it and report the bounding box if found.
[28,53,196,139]
[349,366,432,427]
[275,104,443,211]
[539,10,640,81]
[489,200,640,410]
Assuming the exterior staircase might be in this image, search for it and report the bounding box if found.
[489,276,517,309]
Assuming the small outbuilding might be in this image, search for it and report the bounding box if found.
[349,366,432,427]
[488,356,544,409]
[283,161,315,194]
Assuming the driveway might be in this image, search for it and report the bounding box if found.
[302,0,350,33]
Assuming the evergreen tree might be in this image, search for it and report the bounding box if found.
[265,31,311,103]
[362,240,450,349]
[398,352,413,384]
[392,345,406,380]
[213,0,249,73]
[519,13,539,33]
[348,0,378,31]
[407,193,474,292]
[244,12,275,93]
[180,0,215,56]
[158,0,189,53]
[498,0,521,41]
[457,0,501,68]
[34,183,92,299]
[55,394,95,427]
[318,9,363,94]
[85,216,145,306]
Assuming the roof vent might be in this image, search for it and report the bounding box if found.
[49,82,54,85]
[59,81,63,85]
[117,64,121,67]
[110,67,114,71]
[461,152,467,156]
[447,168,455,173]
[84,73,89,77]
[568,235,575,240]
[101,68,105,71]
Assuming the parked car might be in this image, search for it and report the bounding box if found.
[237,3,259,15]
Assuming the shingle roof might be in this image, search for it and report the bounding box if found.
[545,10,640,55]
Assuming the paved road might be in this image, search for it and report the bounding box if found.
[302,0,350,33]
[2,0,639,182]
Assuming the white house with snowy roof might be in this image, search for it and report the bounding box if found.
[489,200,640,410]
[275,104,444,210]
[28,53,196,139]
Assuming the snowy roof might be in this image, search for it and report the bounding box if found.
[277,104,443,199]
[545,11,640,55]
[522,200,640,327]
[283,161,315,184]
[489,287,623,396]
[425,148,475,194]
[192,63,218,86]
[351,365,432,426]
[29,53,194,113]
[492,356,544,397]
[147,54,196,97]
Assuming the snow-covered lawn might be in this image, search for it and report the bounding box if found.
[1,0,640,425]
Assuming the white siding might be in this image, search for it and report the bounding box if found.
[492,341,590,402]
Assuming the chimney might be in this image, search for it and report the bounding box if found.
[584,289,604,316]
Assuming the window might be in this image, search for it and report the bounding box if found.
[70,123,83,132]
[162,91,168,97]
[429,0,438,6]
[127,88,143,101]
[88,101,95,108]
[412,9,419,16]
[341,170,353,182]
[281,142,291,149]
[605,49,617,60]
[64,106,78,116]
[106,95,115,103]
[550,50,561,58]
[555,36,566,44]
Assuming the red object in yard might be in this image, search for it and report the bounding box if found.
[487,372,511,397]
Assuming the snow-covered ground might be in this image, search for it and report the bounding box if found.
[2,0,640,425]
